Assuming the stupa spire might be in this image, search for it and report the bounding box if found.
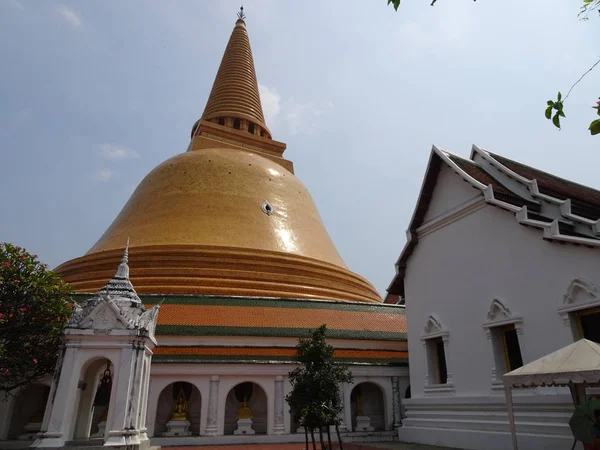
[198,9,271,139]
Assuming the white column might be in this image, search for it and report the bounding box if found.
[139,354,152,441]
[31,346,80,448]
[338,385,348,431]
[343,383,352,432]
[0,394,16,440]
[273,376,285,435]
[392,376,402,429]
[104,347,135,447]
[204,375,220,436]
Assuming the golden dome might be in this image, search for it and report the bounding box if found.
[55,16,381,304]
[56,149,380,302]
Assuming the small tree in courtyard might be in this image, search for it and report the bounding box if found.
[0,243,72,394]
[286,324,353,450]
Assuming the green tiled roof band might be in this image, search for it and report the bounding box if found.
[155,325,406,341]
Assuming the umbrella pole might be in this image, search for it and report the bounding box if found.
[504,383,519,450]
[570,439,577,450]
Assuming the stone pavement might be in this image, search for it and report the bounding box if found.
[166,442,460,450]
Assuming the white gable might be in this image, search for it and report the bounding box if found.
[423,163,481,223]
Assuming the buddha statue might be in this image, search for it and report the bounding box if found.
[355,393,363,416]
[99,407,108,423]
[170,387,189,421]
[236,397,253,420]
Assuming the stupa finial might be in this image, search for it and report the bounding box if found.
[122,237,130,264]
[237,5,245,20]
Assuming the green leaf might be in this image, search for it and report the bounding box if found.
[545,106,553,120]
[557,91,562,101]
[558,110,566,118]
[547,100,554,106]
[552,113,561,129]
[590,119,600,136]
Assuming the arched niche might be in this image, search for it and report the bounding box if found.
[350,382,385,432]
[7,383,50,439]
[224,382,268,435]
[153,382,201,436]
[72,358,115,441]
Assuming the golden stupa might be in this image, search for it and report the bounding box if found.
[56,16,381,304]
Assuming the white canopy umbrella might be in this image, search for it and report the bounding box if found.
[502,339,600,450]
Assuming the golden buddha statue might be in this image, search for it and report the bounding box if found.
[355,394,363,417]
[236,397,253,420]
[170,388,189,421]
[99,407,108,423]
[29,408,45,424]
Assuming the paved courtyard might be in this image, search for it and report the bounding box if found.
[166,442,460,450]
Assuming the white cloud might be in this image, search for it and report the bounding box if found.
[259,83,333,136]
[3,0,24,11]
[99,144,139,160]
[57,5,82,28]
[283,97,334,136]
[258,84,281,125]
[95,169,113,182]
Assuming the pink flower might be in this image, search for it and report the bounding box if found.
[0,368,9,375]
[0,313,4,318]
[19,308,27,312]
[13,280,20,284]
[32,358,38,364]
[2,262,10,267]
[597,100,600,106]
[19,255,26,260]
[33,254,38,258]
[15,246,21,250]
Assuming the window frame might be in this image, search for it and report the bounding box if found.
[421,315,455,395]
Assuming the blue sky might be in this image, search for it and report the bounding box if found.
[0,0,598,296]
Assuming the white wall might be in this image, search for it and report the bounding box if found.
[406,200,600,398]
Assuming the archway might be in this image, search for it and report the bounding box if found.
[7,383,50,439]
[350,382,385,431]
[153,382,201,436]
[224,382,267,435]
[73,358,115,441]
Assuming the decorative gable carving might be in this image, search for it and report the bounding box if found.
[558,277,600,327]
[421,314,449,341]
[482,298,523,336]
[65,242,160,339]
[563,278,600,306]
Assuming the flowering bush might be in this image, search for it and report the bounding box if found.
[0,243,72,394]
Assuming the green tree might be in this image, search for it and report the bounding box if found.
[286,325,353,450]
[0,243,72,394]
[387,0,600,136]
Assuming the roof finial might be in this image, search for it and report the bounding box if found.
[237,5,245,20]
[122,237,130,264]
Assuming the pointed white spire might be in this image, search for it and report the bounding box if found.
[99,238,141,303]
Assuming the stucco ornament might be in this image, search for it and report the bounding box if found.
[66,241,160,337]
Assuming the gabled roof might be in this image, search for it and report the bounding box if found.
[386,145,600,302]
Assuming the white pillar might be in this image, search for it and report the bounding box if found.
[343,383,352,432]
[273,376,285,435]
[204,375,220,436]
[338,385,348,431]
[31,346,81,448]
[392,376,402,429]
[0,394,16,440]
[104,347,135,446]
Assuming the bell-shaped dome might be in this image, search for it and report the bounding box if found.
[56,149,380,302]
[55,16,381,304]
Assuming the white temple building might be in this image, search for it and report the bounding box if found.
[385,145,600,450]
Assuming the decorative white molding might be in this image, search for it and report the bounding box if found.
[421,314,449,342]
[482,298,523,336]
[423,383,456,396]
[558,277,600,329]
